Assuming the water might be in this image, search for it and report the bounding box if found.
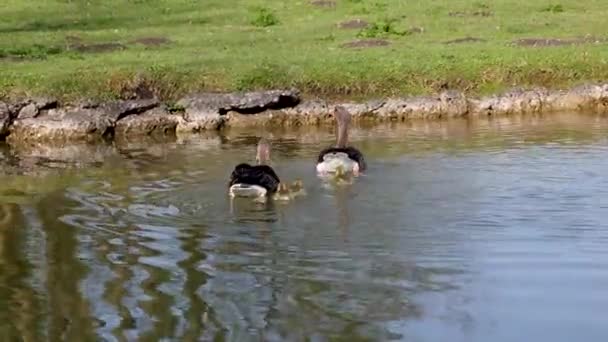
[0,113,607,341]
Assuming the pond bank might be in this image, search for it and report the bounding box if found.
[1,83,607,145]
[1,110,607,181]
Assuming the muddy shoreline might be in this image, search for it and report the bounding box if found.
[1,83,607,146]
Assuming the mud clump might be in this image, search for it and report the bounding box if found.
[310,0,336,8]
[341,39,390,49]
[70,42,126,53]
[514,36,607,47]
[407,27,425,34]
[338,19,369,29]
[130,36,172,47]
[444,37,486,44]
[64,35,171,52]
[449,10,493,17]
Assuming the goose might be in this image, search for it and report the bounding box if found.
[229,139,305,201]
[273,180,306,201]
[316,106,366,176]
[229,138,281,199]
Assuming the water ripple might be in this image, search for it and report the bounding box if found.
[3,113,608,341]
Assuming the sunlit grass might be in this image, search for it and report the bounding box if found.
[1,0,608,100]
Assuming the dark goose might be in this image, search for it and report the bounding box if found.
[228,139,281,198]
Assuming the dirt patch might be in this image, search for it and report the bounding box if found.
[130,36,172,47]
[310,0,336,8]
[341,39,390,49]
[407,27,425,34]
[513,36,608,47]
[70,42,126,53]
[65,35,83,44]
[338,19,369,29]
[110,76,157,100]
[0,56,25,63]
[444,37,486,44]
[449,10,493,17]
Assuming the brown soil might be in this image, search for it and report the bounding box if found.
[448,10,493,17]
[130,36,172,47]
[70,42,126,53]
[341,39,390,49]
[338,19,369,29]
[444,37,486,44]
[407,27,425,34]
[514,37,608,47]
[65,35,83,43]
[310,0,336,8]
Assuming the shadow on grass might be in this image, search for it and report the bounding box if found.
[0,11,208,34]
[0,44,65,60]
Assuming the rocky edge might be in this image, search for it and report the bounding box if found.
[1,83,608,145]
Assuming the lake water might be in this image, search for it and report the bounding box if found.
[1,113,607,341]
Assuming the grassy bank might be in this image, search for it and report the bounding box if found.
[1,0,608,101]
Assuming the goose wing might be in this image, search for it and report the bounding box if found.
[229,164,281,193]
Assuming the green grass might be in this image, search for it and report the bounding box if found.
[1,0,608,101]
[250,6,280,27]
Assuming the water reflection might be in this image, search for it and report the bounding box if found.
[40,193,97,341]
[0,113,608,341]
[0,202,42,342]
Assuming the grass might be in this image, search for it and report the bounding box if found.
[357,18,409,38]
[250,6,280,27]
[1,0,608,101]
[541,4,566,13]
